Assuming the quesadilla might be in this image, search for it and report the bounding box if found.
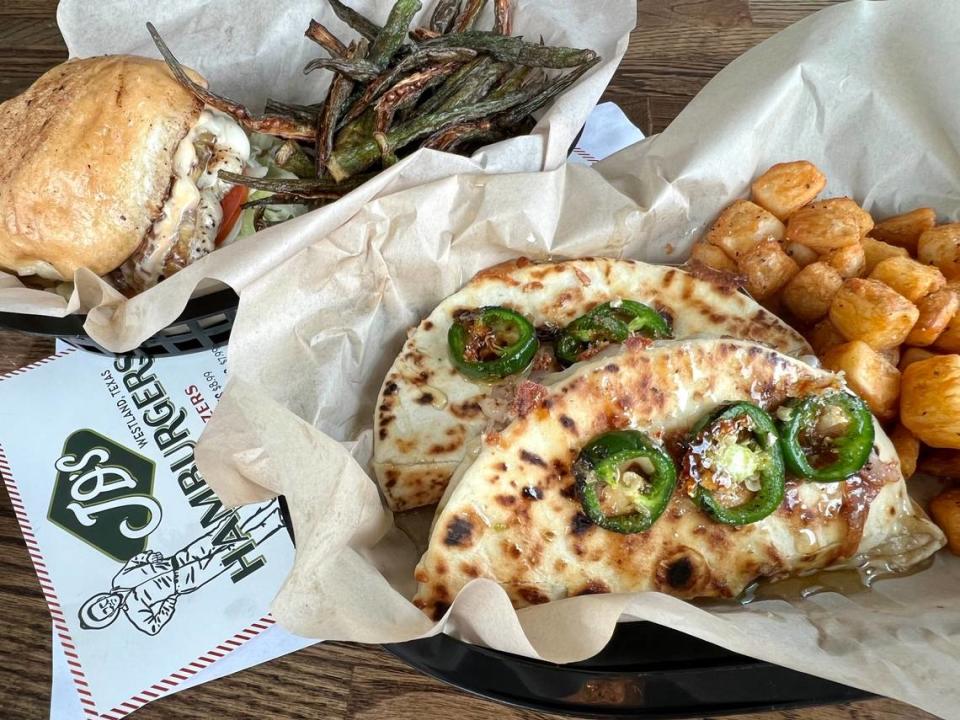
[374,257,810,511]
[412,338,944,619]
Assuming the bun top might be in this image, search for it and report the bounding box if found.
[0,55,205,280]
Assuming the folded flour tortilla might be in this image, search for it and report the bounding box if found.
[374,258,810,511]
[412,338,945,619]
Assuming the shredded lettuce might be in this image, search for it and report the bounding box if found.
[233,133,311,241]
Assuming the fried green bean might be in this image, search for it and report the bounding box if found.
[264,99,319,123]
[486,65,530,99]
[147,23,315,140]
[373,61,460,133]
[435,58,508,112]
[339,47,477,126]
[303,56,381,82]
[328,0,382,42]
[493,0,512,35]
[453,0,488,32]
[430,0,462,33]
[415,56,485,114]
[367,0,422,68]
[421,31,597,68]
[327,88,529,180]
[316,39,369,173]
[305,19,348,56]
[498,56,600,124]
[219,170,371,198]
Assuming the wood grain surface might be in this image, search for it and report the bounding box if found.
[0,2,938,719]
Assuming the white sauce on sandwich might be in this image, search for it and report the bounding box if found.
[119,108,250,291]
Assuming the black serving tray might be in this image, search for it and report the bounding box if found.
[0,287,238,356]
[384,624,869,718]
[275,496,867,718]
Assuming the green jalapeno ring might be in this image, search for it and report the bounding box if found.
[554,300,673,368]
[603,300,672,338]
[686,402,786,526]
[574,430,677,534]
[779,392,875,482]
[447,306,539,381]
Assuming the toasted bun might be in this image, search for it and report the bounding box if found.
[0,55,205,280]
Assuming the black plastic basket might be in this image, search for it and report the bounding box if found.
[0,287,238,357]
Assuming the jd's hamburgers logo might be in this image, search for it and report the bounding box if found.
[48,429,161,562]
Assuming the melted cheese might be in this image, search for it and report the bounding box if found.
[121,108,250,291]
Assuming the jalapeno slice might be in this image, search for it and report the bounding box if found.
[683,402,786,526]
[554,300,672,367]
[573,430,677,534]
[778,392,875,482]
[447,306,539,381]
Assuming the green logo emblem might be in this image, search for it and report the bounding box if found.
[48,429,162,562]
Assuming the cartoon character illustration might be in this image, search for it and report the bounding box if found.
[78,500,284,635]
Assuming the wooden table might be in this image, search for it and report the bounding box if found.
[0,2,936,719]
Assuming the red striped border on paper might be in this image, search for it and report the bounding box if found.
[0,353,281,719]
[0,348,76,380]
[572,146,600,164]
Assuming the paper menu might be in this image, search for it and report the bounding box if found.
[0,348,302,718]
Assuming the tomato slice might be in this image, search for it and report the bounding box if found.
[216,184,249,246]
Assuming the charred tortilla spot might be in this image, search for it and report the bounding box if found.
[383,381,399,395]
[436,561,447,576]
[459,562,480,578]
[560,483,577,499]
[604,363,619,373]
[576,580,610,596]
[496,494,517,507]
[523,281,544,292]
[450,400,483,419]
[522,486,543,500]
[559,415,577,432]
[554,558,567,571]
[517,587,550,605]
[423,320,434,331]
[496,462,508,471]
[656,549,707,592]
[520,449,547,467]
[571,512,593,535]
[378,427,388,440]
[502,540,522,559]
[663,269,677,287]
[444,514,475,547]
[416,393,434,405]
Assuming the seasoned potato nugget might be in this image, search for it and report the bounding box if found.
[933,309,960,353]
[929,488,960,555]
[917,223,960,280]
[880,346,901,367]
[750,161,826,220]
[825,243,865,279]
[781,262,843,324]
[706,200,785,261]
[690,241,738,274]
[829,278,919,350]
[821,340,901,421]
[869,256,946,303]
[870,208,937,253]
[906,289,959,346]
[738,239,799,300]
[807,319,846,355]
[862,236,909,274]
[785,199,867,252]
[901,355,960,448]
[784,241,819,268]
[890,424,920,478]
[900,347,937,372]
